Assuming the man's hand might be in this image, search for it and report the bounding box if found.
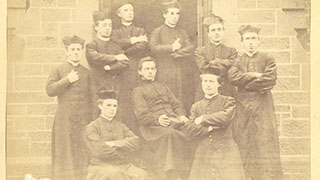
[105,141,116,147]
[194,116,203,125]
[172,38,181,52]
[104,65,111,71]
[247,72,263,79]
[115,54,129,61]
[158,114,171,127]
[67,70,79,83]
[178,116,189,123]
[137,35,148,42]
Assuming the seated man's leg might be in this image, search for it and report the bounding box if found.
[86,165,129,180]
[126,164,150,180]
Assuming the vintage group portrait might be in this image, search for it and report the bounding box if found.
[4,0,315,180]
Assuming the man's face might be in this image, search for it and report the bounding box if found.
[117,4,134,23]
[201,74,219,96]
[163,8,180,26]
[138,61,157,81]
[66,43,83,63]
[95,19,112,38]
[242,32,260,53]
[208,23,224,43]
[99,99,118,119]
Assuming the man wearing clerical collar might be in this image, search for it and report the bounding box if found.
[149,0,197,114]
[194,14,237,101]
[85,87,150,180]
[132,56,190,180]
[111,0,148,134]
[86,11,130,120]
[46,35,92,180]
[186,68,246,180]
[228,25,282,180]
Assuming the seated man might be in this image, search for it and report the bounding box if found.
[132,57,190,180]
[84,87,149,180]
[185,68,246,180]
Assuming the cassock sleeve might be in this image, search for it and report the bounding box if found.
[46,66,71,97]
[112,28,147,56]
[201,97,236,128]
[84,124,122,160]
[194,46,208,70]
[244,56,277,92]
[85,41,118,66]
[132,87,160,126]
[164,85,186,116]
[171,30,195,59]
[149,28,173,54]
[113,124,140,152]
[228,58,259,87]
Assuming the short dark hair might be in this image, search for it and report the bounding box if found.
[138,56,156,70]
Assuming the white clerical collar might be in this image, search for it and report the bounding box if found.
[97,34,110,41]
[204,93,218,100]
[68,60,80,66]
[122,22,132,26]
[100,114,113,121]
[165,21,176,28]
[244,50,258,57]
[210,41,222,46]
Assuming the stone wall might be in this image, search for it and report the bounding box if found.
[6,0,310,179]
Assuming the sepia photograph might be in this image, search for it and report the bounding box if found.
[3,0,317,180]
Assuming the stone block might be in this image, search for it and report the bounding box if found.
[15,64,42,76]
[275,105,291,112]
[291,173,310,180]
[26,104,56,116]
[45,116,54,130]
[292,106,310,118]
[280,138,310,155]
[237,0,256,8]
[8,131,28,138]
[8,0,26,8]
[277,10,308,36]
[257,0,279,8]
[301,64,310,91]
[30,0,57,7]
[7,92,54,103]
[273,92,309,105]
[274,77,300,91]
[280,0,305,9]
[282,113,291,119]
[58,0,78,7]
[256,24,275,36]
[292,38,309,63]
[281,156,310,174]
[30,143,51,157]
[15,8,41,35]
[8,9,25,28]
[41,8,71,22]
[27,49,66,63]
[27,36,59,48]
[7,138,30,157]
[60,23,93,44]
[14,117,46,130]
[7,64,14,92]
[28,131,52,141]
[282,120,309,137]
[237,10,275,23]
[7,104,26,116]
[6,163,51,177]
[8,34,26,63]
[267,51,290,63]
[41,23,59,35]
[277,64,300,76]
[260,37,290,50]
[14,77,47,91]
[72,9,94,22]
